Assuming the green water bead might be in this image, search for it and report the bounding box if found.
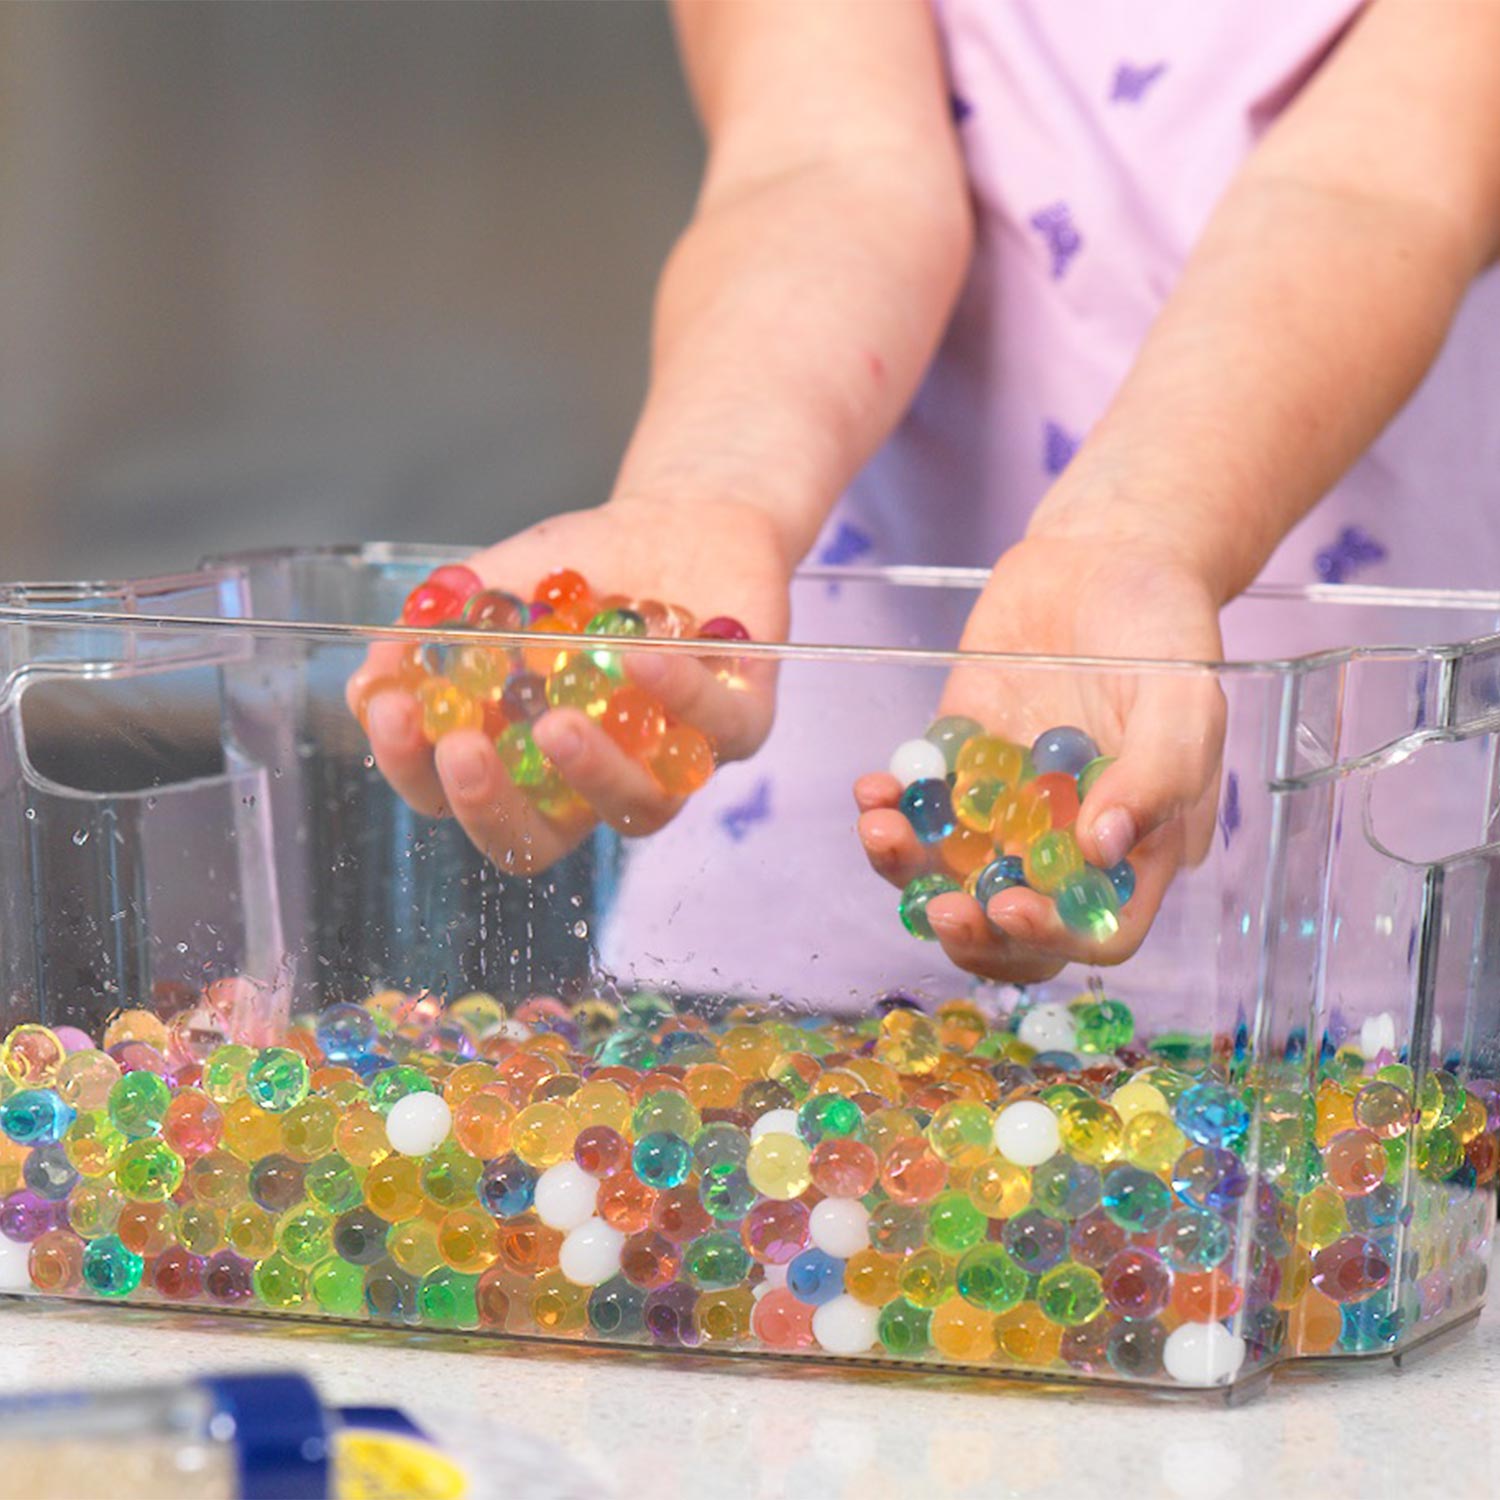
[64,1111,124,1176]
[1076,756,1114,799]
[81,1235,143,1298]
[496,723,549,789]
[312,1256,368,1318]
[245,1048,309,1113]
[898,1248,956,1309]
[925,715,985,773]
[305,1155,363,1214]
[107,1072,171,1139]
[202,1045,255,1105]
[116,1139,185,1202]
[685,1231,752,1290]
[797,1093,863,1145]
[178,1204,222,1256]
[1036,1263,1104,1327]
[419,1267,479,1328]
[1417,1125,1462,1179]
[877,1298,933,1357]
[1024,830,1086,896]
[955,1243,1027,1313]
[927,1191,987,1255]
[633,1090,701,1141]
[278,1205,335,1267]
[421,1142,482,1208]
[1072,998,1135,1055]
[899,873,961,941]
[368,1065,438,1116]
[585,608,648,680]
[1055,867,1121,941]
[253,1252,309,1310]
[926,1101,994,1166]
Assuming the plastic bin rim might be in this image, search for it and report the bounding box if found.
[1,551,1498,677]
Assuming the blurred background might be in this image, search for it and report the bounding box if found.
[0,0,701,581]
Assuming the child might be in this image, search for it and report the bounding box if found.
[353,0,1500,992]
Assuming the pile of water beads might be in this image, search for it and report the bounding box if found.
[0,985,1493,1391]
[353,564,753,812]
[890,720,1136,943]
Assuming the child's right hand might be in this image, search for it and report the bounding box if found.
[347,495,790,873]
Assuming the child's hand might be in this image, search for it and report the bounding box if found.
[348,495,790,873]
[855,532,1225,985]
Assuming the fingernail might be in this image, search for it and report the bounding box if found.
[1092,808,1137,868]
[446,744,489,797]
[533,719,582,763]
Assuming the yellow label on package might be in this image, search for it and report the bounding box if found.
[336,1429,471,1500]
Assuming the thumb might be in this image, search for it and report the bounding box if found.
[1075,671,1225,868]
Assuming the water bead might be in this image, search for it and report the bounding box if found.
[23,1145,78,1202]
[1,1025,66,1087]
[787,1248,845,1306]
[67,1181,124,1241]
[923,714,983,772]
[249,1153,307,1214]
[1076,755,1114,799]
[954,1242,1027,1313]
[600,686,668,758]
[422,1267,480,1328]
[278,1205,334,1268]
[420,1141,482,1209]
[899,779,956,844]
[809,1139,878,1199]
[400,579,463,630]
[1162,1321,1246,1387]
[1105,861,1137,906]
[534,1161,601,1231]
[315,1003,379,1063]
[879,1138,947,1205]
[245,1048,310,1113]
[1023,829,1085,895]
[746,1133,812,1201]
[1310,1234,1391,1303]
[632,1132,694,1190]
[1176,1081,1250,1150]
[1031,1155,1101,1220]
[927,1191,986,1254]
[972,856,1026,909]
[740,1200,810,1266]
[1036,1262,1105,1326]
[417,677,483,742]
[1072,998,1135,1055]
[650,726,715,798]
[161,1090,223,1159]
[926,1101,993,1167]
[1030,725,1097,777]
[1,1089,75,1149]
[889,738,948,787]
[955,734,1026,787]
[1057,1098,1123,1164]
[697,615,750,642]
[1325,1129,1388,1197]
[1171,1146,1249,1214]
[385,1092,453,1157]
[496,723,550,788]
[1003,1209,1070,1275]
[201,1045,254,1105]
[1122,1112,1187,1174]
[81,1234,143,1298]
[992,1100,1061,1168]
[1016,1002,1078,1054]
[1029,774,1082,833]
[1157,1208,1232,1272]
[511,1102,576,1168]
[56,1050,121,1112]
[1055,868,1122,941]
[545,657,613,718]
[878,1297,933,1357]
[812,1293,880,1355]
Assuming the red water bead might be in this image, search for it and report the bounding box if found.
[464,589,527,632]
[740,1200,810,1265]
[497,1218,563,1276]
[1171,1268,1243,1323]
[1102,1248,1172,1318]
[878,1138,947,1205]
[151,1245,205,1301]
[1310,1235,1391,1304]
[534,569,592,616]
[698,617,750,642]
[601,686,668,759]
[111,1041,172,1078]
[1029,773,1081,830]
[1324,1129,1387,1198]
[1069,1209,1128,1269]
[480,700,511,739]
[1466,1131,1499,1184]
[476,1265,514,1329]
[162,1090,223,1159]
[428,564,484,605]
[498,1051,557,1100]
[621,1231,680,1290]
[653,1186,711,1245]
[809,1139,879,1199]
[401,580,464,628]
[574,1125,629,1178]
[599,1174,657,1234]
[283,1029,324,1066]
[752,1287,816,1350]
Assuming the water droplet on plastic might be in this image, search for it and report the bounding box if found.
[176,943,189,954]
[72,829,89,846]
[364,755,376,770]
[23,808,35,821]
[573,921,589,940]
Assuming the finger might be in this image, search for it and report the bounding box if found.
[366,691,449,818]
[1076,672,1226,870]
[925,893,1068,985]
[624,651,773,762]
[857,808,935,888]
[346,642,423,718]
[854,773,902,814]
[433,730,588,875]
[531,709,682,838]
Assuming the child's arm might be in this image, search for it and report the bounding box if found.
[356,0,970,870]
[860,0,1500,981]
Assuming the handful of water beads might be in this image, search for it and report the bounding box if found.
[1,988,1492,1392]
[889,719,1136,942]
[353,565,751,811]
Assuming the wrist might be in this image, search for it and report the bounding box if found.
[603,488,799,578]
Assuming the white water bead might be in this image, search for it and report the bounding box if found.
[750,1108,800,1141]
[534,1162,600,1231]
[811,1294,880,1356]
[809,1198,871,1258]
[1361,1012,1398,1058]
[0,1232,31,1292]
[992,1100,1062,1168]
[889,738,948,788]
[1162,1321,1247,1386]
[385,1093,452,1156]
[558,1217,625,1286]
[1016,1002,1078,1053]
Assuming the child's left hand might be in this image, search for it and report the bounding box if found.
[855,531,1226,984]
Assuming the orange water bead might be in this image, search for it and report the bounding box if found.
[221,1097,283,1161]
[598,1173,656,1233]
[683,1064,743,1112]
[446,642,509,702]
[841,1058,903,1102]
[116,1201,176,1258]
[499,1051,562,1103]
[453,1092,514,1160]
[809,1138,879,1199]
[416,677,483,743]
[941,824,992,878]
[1029,773,1081,830]
[718,1025,781,1081]
[29,1230,84,1294]
[600,685,668,759]
[1314,1080,1357,1146]
[187,1149,248,1208]
[1467,1131,1500,1184]
[930,1298,998,1363]
[879,1137,948,1205]
[991,783,1052,853]
[476,1265,518,1330]
[864,1107,923,1161]
[935,1001,989,1052]
[751,1287,815,1350]
[994,1302,1063,1367]
[1325,1129,1387,1197]
[1288,1287,1343,1354]
[534,569,593,616]
[0,1136,27,1195]
[364,1157,424,1223]
[103,1009,170,1052]
[653,1184,712,1244]
[496,1215,563,1276]
[1171,1268,1243,1323]
[335,1104,390,1169]
[352,656,426,729]
[310,1066,364,1105]
[282,1029,324,1067]
[650,724,715,797]
[511,1102,577,1168]
[443,1062,498,1107]
[844,1249,903,1306]
[526,618,583,679]
[438,1207,501,1274]
[162,1090,223,1159]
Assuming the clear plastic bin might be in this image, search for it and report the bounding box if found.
[0,545,1496,1399]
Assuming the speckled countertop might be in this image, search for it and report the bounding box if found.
[1,1288,1495,1500]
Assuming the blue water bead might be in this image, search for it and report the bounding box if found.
[1031,725,1099,777]
[1031,1051,1082,1073]
[1338,1293,1405,1352]
[479,1154,537,1219]
[786,1248,845,1306]
[1105,860,1137,905]
[0,1089,75,1146]
[975,856,1027,906]
[1171,1145,1250,1213]
[632,1132,694,1189]
[22,1143,79,1201]
[353,1054,396,1082]
[899,779,956,845]
[315,1002,380,1063]
[660,1031,716,1065]
[1347,1183,1404,1233]
[1175,1081,1250,1150]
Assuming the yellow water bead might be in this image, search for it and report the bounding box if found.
[364,1156,425,1223]
[221,1097,283,1161]
[511,1102,576,1169]
[1057,1098,1123,1165]
[718,1025,781,1080]
[1109,1080,1169,1124]
[444,1062,499,1107]
[568,1081,633,1134]
[683,1064,743,1112]
[335,1104,391,1169]
[280,1097,338,1162]
[1314,1080,1356,1147]
[388,1217,444,1277]
[746,1133,812,1201]
[930,1298,997,1363]
[967,1158,1032,1219]
[875,1010,943,1076]
[1121,1113,1187,1174]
